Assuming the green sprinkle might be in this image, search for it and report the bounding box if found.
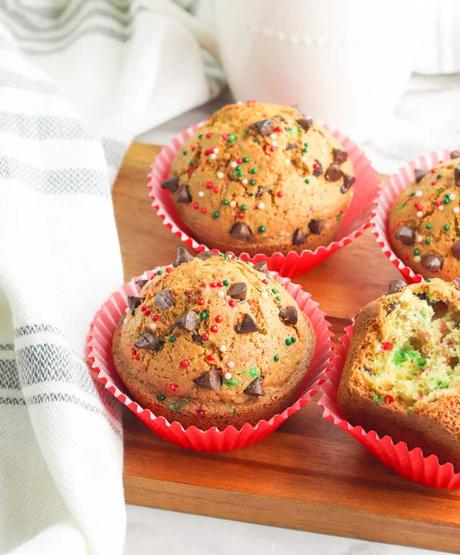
[169,335,176,343]
[275,295,282,301]
[240,204,248,212]
[223,279,229,286]
[393,350,406,365]
[416,355,426,368]
[156,393,166,402]
[457,231,460,237]
[258,225,266,233]
[249,368,259,378]
[336,214,342,222]
[224,378,238,387]
[168,402,176,410]
[426,277,432,282]
[444,224,450,231]
[436,173,442,179]
[249,168,257,174]
[303,143,308,154]
[227,133,236,144]
[374,395,382,405]
[443,196,451,204]
[290,336,296,344]
[197,134,203,139]
[235,165,241,172]
[426,223,432,230]
[425,237,431,245]
[156,269,163,275]
[407,409,414,416]
[273,355,280,362]
[271,288,278,294]
[199,311,208,320]
[305,178,310,185]
[182,150,187,156]
[242,156,250,163]
[212,210,220,219]
[188,159,196,166]
[285,337,292,346]
[249,179,256,185]
[413,248,420,256]
[222,199,230,206]
[398,203,408,210]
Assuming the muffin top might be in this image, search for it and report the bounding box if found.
[162,101,355,255]
[389,153,460,280]
[118,249,314,419]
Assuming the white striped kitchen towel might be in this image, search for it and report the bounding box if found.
[0,1,222,554]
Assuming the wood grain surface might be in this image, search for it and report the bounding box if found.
[114,142,460,553]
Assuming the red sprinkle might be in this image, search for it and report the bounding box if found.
[210,325,219,333]
[384,395,395,404]
[196,408,205,417]
[205,132,212,138]
[166,267,173,273]
[215,315,223,323]
[152,315,159,321]
[213,186,219,193]
[200,207,207,214]
[197,298,205,306]
[180,358,190,368]
[274,126,282,133]
[191,145,196,152]
[216,281,223,287]
[276,191,284,198]
[209,281,216,288]
[228,299,237,308]
[143,309,151,316]
[206,354,214,362]
[236,157,243,164]
[262,279,269,284]
[192,202,199,210]
[237,211,245,219]
[206,181,213,189]
[381,341,393,351]
[168,383,178,392]
[201,332,209,341]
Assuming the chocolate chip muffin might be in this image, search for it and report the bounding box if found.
[389,153,460,280]
[112,248,315,429]
[338,278,460,467]
[161,101,355,256]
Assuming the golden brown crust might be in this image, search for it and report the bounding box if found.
[338,278,460,468]
[112,253,315,430]
[165,101,354,256]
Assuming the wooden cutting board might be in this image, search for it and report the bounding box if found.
[114,143,460,554]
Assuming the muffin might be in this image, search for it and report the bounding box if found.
[338,278,460,467]
[389,152,460,280]
[112,248,315,429]
[161,101,355,256]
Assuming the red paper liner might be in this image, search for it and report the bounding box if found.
[318,324,460,489]
[371,148,459,283]
[86,267,332,452]
[147,123,380,278]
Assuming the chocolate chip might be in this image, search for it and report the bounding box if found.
[414,169,427,183]
[176,185,192,203]
[235,314,259,334]
[455,166,460,187]
[451,150,460,160]
[313,159,323,177]
[333,148,348,164]
[176,310,199,332]
[250,119,274,136]
[430,300,448,320]
[253,261,268,274]
[285,143,297,151]
[244,377,264,396]
[387,279,406,295]
[154,289,175,309]
[197,250,216,261]
[341,174,355,193]
[194,368,222,391]
[308,219,325,235]
[227,282,247,301]
[452,240,460,259]
[279,306,298,326]
[325,164,342,182]
[134,331,164,351]
[395,226,415,246]
[191,332,204,344]
[454,278,460,291]
[161,176,179,193]
[292,228,305,245]
[173,246,194,267]
[230,222,252,241]
[422,253,443,272]
[296,118,313,132]
[135,279,148,289]
[127,296,141,315]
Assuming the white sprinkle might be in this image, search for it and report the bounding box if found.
[416,211,423,218]
[125,307,130,314]
[214,148,219,153]
[450,193,457,200]
[415,190,423,197]
[198,191,205,198]
[262,291,269,299]
[149,323,157,331]
[210,153,217,160]
[219,345,227,353]
[241,178,249,185]
[416,235,422,243]
[227,360,235,369]
[454,207,460,214]
[414,255,421,263]
[271,141,278,148]
[257,202,266,209]
[230,200,236,207]
[230,161,237,168]
[438,205,444,211]
[217,290,225,298]
[217,171,224,179]
[224,372,233,380]
[285,158,291,165]
[270,133,277,140]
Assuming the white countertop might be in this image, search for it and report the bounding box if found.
[128,75,459,555]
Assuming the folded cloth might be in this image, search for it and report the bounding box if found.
[0,2,222,554]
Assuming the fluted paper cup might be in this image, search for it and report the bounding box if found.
[87,267,332,452]
[318,324,460,489]
[372,148,460,283]
[147,123,380,278]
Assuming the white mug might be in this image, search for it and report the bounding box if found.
[215,0,422,140]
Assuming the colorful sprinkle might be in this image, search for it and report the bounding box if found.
[258,225,267,233]
[180,358,190,369]
[156,393,166,401]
